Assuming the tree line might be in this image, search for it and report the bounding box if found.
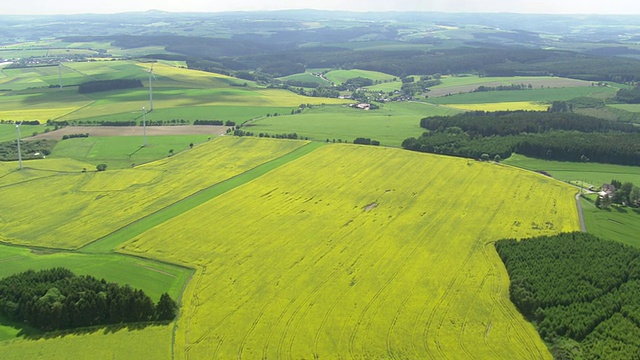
[402,111,640,166]
[495,232,640,359]
[0,268,178,332]
[193,120,236,126]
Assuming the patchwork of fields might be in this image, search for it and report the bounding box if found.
[118,143,579,359]
[0,137,307,248]
[0,58,617,359]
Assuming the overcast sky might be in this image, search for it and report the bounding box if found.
[3,0,640,15]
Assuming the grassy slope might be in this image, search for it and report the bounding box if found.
[324,69,396,83]
[50,135,214,169]
[0,245,190,303]
[249,102,461,146]
[426,86,617,104]
[0,137,307,249]
[0,61,350,123]
[581,194,640,248]
[121,144,579,359]
[503,154,640,186]
[0,124,53,141]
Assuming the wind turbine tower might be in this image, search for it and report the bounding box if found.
[58,63,62,91]
[148,65,156,111]
[16,121,23,170]
[142,107,147,147]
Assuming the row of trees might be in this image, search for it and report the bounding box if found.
[61,133,89,140]
[192,120,235,126]
[473,83,533,92]
[0,268,178,332]
[353,137,381,146]
[419,111,638,137]
[403,111,640,166]
[495,232,640,358]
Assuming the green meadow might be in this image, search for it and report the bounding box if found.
[323,69,396,84]
[50,135,214,169]
[278,72,328,85]
[0,124,51,141]
[0,245,191,303]
[503,154,640,186]
[249,102,460,146]
[580,194,640,248]
[425,86,616,104]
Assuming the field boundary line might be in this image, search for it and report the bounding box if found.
[78,140,325,253]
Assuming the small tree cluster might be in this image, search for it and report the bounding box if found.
[0,268,178,332]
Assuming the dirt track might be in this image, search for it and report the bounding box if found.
[30,125,229,140]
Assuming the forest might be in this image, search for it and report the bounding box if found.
[402,111,640,165]
[0,268,177,332]
[495,232,640,359]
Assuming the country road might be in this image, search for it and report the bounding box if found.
[575,193,587,232]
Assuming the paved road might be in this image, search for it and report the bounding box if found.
[575,193,587,232]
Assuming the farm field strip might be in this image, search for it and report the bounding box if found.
[426,86,616,104]
[250,102,460,146]
[323,69,396,84]
[120,144,579,359]
[426,75,594,98]
[443,101,548,111]
[580,194,640,248]
[80,141,326,254]
[503,154,640,186]
[0,137,308,249]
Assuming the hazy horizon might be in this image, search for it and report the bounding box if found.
[3,0,640,16]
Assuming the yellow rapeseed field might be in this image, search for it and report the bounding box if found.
[0,137,307,248]
[121,144,579,359]
[446,101,548,111]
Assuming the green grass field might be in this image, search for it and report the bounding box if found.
[581,194,640,247]
[610,104,640,112]
[324,69,396,84]
[0,124,52,141]
[503,154,640,187]
[278,72,328,86]
[249,102,460,146]
[0,245,191,304]
[50,135,214,169]
[119,142,578,359]
[426,86,617,105]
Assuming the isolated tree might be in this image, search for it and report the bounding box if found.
[156,293,178,321]
[481,153,490,161]
[189,143,194,149]
[494,154,502,162]
[168,149,174,156]
[96,164,107,171]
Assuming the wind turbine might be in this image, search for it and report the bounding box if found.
[58,63,62,91]
[148,64,157,111]
[142,106,147,147]
[15,121,23,170]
